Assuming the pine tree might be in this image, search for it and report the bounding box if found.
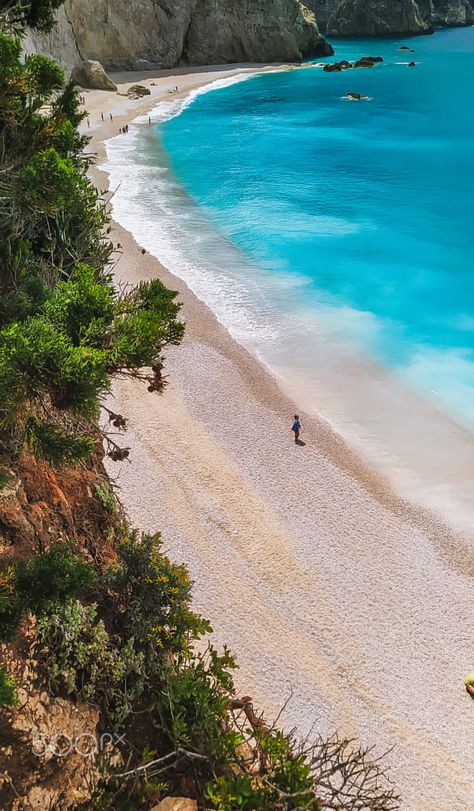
[0,8,184,465]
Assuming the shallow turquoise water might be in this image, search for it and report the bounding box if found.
[160,28,474,425]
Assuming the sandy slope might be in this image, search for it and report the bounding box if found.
[81,68,474,810]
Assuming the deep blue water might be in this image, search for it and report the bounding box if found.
[160,28,474,425]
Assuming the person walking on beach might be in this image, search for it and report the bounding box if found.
[101,112,104,121]
[291,415,301,444]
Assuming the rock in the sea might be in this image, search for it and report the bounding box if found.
[323,59,353,72]
[71,60,117,91]
[344,92,368,99]
[354,55,384,68]
[126,84,151,99]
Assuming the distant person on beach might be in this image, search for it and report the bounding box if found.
[291,415,301,444]
[148,116,151,125]
[109,113,113,122]
[101,112,104,121]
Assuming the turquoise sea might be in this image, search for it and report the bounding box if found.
[105,27,474,524]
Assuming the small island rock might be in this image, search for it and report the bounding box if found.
[354,55,383,68]
[323,59,354,72]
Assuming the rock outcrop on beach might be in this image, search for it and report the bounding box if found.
[24,0,332,75]
[127,84,152,99]
[326,0,474,35]
[71,59,117,91]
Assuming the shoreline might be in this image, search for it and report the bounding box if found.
[84,66,474,810]
[98,55,474,539]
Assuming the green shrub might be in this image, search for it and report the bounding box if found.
[107,533,211,669]
[205,776,260,810]
[0,34,184,467]
[151,644,237,759]
[0,566,24,643]
[36,599,144,726]
[26,419,95,466]
[0,667,18,708]
[94,481,117,513]
[0,0,66,34]
[0,545,96,641]
[15,543,96,614]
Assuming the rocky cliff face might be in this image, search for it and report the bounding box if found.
[183,0,332,64]
[0,456,117,810]
[430,0,474,24]
[24,4,83,70]
[327,0,473,35]
[327,0,428,36]
[25,0,331,74]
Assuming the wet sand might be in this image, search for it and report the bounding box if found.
[83,67,474,810]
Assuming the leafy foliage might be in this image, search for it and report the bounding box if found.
[0,32,184,465]
[106,532,209,670]
[152,644,238,759]
[0,263,184,463]
[0,37,101,287]
[0,544,96,641]
[0,666,18,707]
[94,480,117,513]
[15,542,96,613]
[36,599,144,725]
[0,564,23,642]
[0,0,65,34]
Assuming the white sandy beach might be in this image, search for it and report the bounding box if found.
[82,66,474,810]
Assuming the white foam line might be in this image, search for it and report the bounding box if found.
[104,61,329,146]
[111,70,260,139]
